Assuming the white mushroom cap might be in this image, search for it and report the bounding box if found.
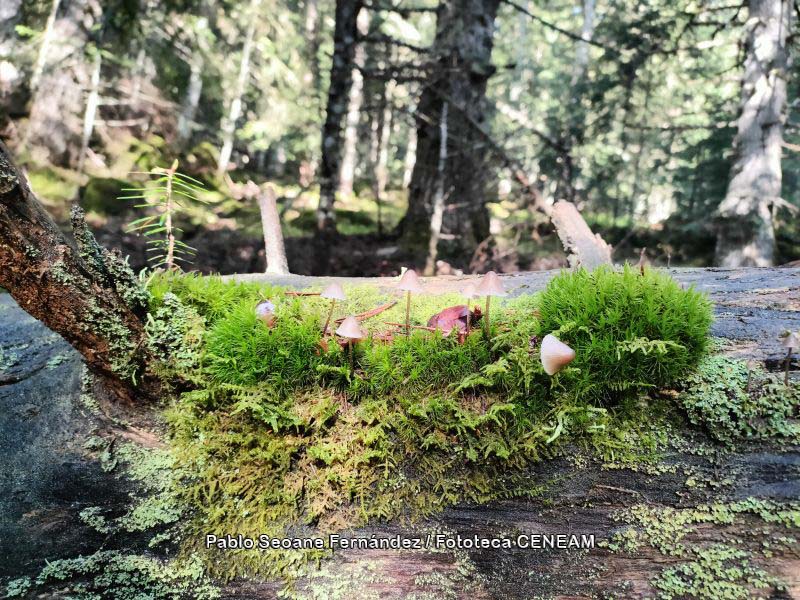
[540,334,576,375]
[782,331,800,349]
[321,282,346,301]
[477,271,507,297]
[397,268,424,293]
[462,282,479,298]
[336,316,365,340]
[255,300,275,318]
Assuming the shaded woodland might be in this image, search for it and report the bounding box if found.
[1,0,800,275]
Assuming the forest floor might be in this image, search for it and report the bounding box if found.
[1,269,799,598]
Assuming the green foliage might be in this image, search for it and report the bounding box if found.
[536,266,713,401]
[121,161,207,270]
[205,298,324,392]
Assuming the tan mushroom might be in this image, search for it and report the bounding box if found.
[476,271,506,339]
[320,282,346,337]
[336,316,365,371]
[781,331,800,386]
[540,334,576,375]
[397,268,424,336]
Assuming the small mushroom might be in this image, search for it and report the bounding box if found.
[781,331,800,386]
[397,268,424,336]
[255,299,276,327]
[320,282,346,337]
[462,282,479,332]
[336,316,365,372]
[476,271,507,339]
[540,334,576,375]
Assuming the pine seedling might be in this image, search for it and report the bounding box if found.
[121,160,207,270]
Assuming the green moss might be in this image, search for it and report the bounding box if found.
[132,269,719,580]
[536,266,713,401]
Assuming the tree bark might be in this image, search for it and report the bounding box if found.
[715,0,791,267]
[0,142,160,404]
[424,102,448,275]
[216,0,261,178]
[400,0,501,270]
[316,0,365,235]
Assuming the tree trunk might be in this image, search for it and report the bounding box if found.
[25,0,98,167]
[304,0,321,95]
[0,0,25,118]
[402,123,417,189]
[29,0,62,95]
[216,0,261,178]
[338,10,369,199]
[424,102,448,275]
[177,45,205,147]
[400,0,501,270]
[77,50,102,173]
[372,78,394,234]
[316,0,364,235]
[715,0,791,267]
[258,185,290,275]
[0,142,160,404]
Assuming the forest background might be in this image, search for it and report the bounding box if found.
[1,0,798,276]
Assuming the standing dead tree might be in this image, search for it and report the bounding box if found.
[0,142,160,403]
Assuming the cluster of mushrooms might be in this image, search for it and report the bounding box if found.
[256,269,577,376]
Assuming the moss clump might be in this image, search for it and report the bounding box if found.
[679,355,800,443]
[139,269,716,580]
[536,266,713,401]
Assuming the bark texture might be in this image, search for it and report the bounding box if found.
[401,0,501,269]
[317,0,364,234]
[0,142,159,403]
[715,0,791,267]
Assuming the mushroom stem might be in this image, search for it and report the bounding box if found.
[484,296,491,338]
[348,340,354,373]
[322,299,336,337]
[786,347,793,386]
[405,290,411,336]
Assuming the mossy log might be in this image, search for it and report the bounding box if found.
[1,288,798,597]
[0,141,160,404]
[2,266,796,596]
